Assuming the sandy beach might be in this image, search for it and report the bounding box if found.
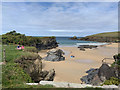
[38,43,118,84]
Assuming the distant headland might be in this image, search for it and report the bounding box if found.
[70,31,120,43]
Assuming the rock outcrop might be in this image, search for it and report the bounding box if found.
[44,49,65,61]
[15,53,55,83]
[80,63,118,85]
[78,45,98,51]
[36,37,58,50]
[98,64,117,82]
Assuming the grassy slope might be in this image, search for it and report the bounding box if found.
[86,31,119,38]
[2,45,54,88]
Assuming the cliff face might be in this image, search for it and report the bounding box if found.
[15,53,55,83]
[36,37,58,50]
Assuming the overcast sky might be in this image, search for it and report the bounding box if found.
[2,2,118,37]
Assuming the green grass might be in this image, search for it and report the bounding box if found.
[2,45,38,62]
[87,31,119,38]
[103,77,120,86]
[2,45,54,88]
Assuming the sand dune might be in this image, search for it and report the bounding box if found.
[38,43,118,83]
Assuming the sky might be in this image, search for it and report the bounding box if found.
[2,2,118,37]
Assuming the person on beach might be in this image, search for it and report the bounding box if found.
[71,55,75,58]
[21,45,24,49]
[17,45,20,48]
[17,45,22,50]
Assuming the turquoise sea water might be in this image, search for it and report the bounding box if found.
[56,37,108,46]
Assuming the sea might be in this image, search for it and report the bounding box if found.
[34,36,108,47]
[56,37,108,47]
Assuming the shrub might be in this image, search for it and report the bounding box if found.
[103,77,120,85]
[24,47,38,53]
[2,63,33,88]
[15,52,41,61]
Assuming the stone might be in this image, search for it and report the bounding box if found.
[98,63,117,82]
[44,49,65,61]
[80,68,99,85]
[36,38,58,50]
[80,48,85,51]
[81,63,118,86]
[44,69,55,81]
[78,45,98,51]
[91,74,102,85]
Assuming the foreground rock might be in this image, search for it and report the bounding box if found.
[44,49,65,61]
[15,53,55,82]
[80,63,118,85]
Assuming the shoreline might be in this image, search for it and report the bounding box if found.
[38,43,118,83]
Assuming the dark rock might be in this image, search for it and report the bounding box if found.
[36,38,58,50]
[81,63,118,86]
[80,48,85,51]
[15,53,56,83]
[44,69,55,81]
[78,45,98,51]
[78,45,98,49]
[70,36,78,40]
[98,63,117,82]
[44,49,65,61]
[80,68,99,84]
[91,74,102,85]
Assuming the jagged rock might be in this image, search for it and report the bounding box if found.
[44,49,65,61]
[81,63,118,85]
[44,69,55,81]
[98,63,117,82]
[36,38,58,50]
[81,68,99,85]
[91,74,102,85]
[15,54,55,82]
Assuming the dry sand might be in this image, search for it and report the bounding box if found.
[38,43,118,84]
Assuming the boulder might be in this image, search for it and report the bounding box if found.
[78,45,98,51]
[36,37,58,50]
[98,63,117,82]
[44,49,65,61]
[80,68,99,85]
[44,69,55,81]
[80,63,117,85]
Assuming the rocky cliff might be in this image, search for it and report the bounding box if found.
[36,37,58,50]
[15,52,55,83]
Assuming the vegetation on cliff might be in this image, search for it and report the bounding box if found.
[103,53,120,86]
[2,45,54,88]
[2,30,57,47]
[1,31,58,88]
[71,31,120,42]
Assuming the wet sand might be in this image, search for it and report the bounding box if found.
[38,43,118,83]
